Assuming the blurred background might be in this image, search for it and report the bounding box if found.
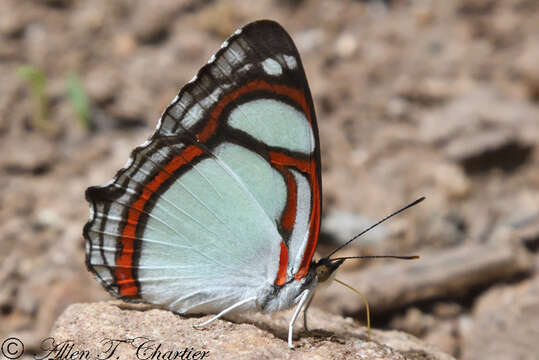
[1,0,538,359]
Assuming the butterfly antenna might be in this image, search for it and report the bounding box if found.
[325,196,425,259]
[334,278,371,337]
[330,255,419,262]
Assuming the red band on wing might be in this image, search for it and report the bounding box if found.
[116,145,204,297]
[275,241,289,286]
[278,167,298,232]
[273,166,296,287]
[269,153,320,280]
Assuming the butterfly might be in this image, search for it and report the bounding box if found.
[84,19,421,348]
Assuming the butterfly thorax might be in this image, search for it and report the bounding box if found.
[257,265,317,313]
[257,258,344,313]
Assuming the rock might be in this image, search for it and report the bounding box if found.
[511,213,539,253]
[313,240,533,314]
[46,301,455,360]
[334,33,357,59]
[395,77,454,107]
[460,276,539,360]
[321,209,390,248]
[0,0,30,37]
[431,163,471,199]
[418,88,539,157]
[390,308,437,337]
[423,321,459,358]
[1,135,57,175]
[445,130,533,175]
[458,0,496,16]
[129,1,193,44]
[42,0,73,8]
[390,306,460,357]
[432,303,462,319]
[516,39,539,101]
[84,66,121,105]
[416,211,467,248]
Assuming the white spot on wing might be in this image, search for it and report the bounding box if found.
[237,63,253,74]
[208,54,216,64]
[261,58,282,76]
[200,88,222,108]
[181,87,223,129]
[182,104,203,128]
[284,55,297,69]
[220,40,229,49]
[234,28,242,35]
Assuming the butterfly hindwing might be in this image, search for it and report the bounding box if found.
[84,20,321,313]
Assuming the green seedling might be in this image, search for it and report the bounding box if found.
[66,73,92,131]
[16,65,51,133]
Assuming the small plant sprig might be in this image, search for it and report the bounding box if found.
[16,65,52,133]
[66,72,92,131]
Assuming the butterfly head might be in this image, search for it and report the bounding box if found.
[313,257,344,283]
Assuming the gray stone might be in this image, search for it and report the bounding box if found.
[461,276,539,360]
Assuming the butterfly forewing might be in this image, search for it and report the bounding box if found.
[84,20,322,314]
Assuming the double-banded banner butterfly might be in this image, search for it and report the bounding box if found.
[84,19,422,348]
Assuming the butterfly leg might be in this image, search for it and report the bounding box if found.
[193,296,257,328]
[288,289,312,349]
[302,289,315,333]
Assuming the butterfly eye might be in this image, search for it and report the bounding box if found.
[317,264,336,282]
[315,265,328,281]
